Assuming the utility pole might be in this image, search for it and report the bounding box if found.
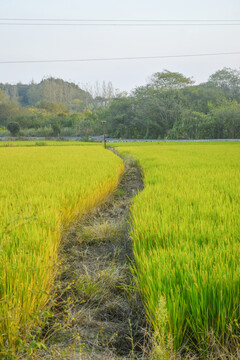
[101,121,107,149]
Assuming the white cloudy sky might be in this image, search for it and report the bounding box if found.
[0,0,240,91]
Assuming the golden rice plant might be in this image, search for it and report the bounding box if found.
[0,144,123,350]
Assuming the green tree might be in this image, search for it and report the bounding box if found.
[182,85,226,113]
[103,96,137,138]
[7,122,20,136]
[36,101,67,114]
[149,70,194,90]
[208,67,240,98]
[0,89,6,103]
[51,123,61,136]
[208,101,240,138]
[169,111,209,139]
[0,102,20,127]
[133,85,184,138]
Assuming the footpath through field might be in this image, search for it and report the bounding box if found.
[39,154,149,359]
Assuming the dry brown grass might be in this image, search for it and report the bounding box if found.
[81,219,124,243]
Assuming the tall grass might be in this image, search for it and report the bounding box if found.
[0,145,124,350]
[116,142,240,354]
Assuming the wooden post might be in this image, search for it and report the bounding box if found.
[101,121,107,149]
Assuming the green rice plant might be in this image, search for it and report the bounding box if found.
[0,144,124,351]
[115,142,240,355]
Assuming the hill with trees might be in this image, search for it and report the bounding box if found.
[0,68,240,139]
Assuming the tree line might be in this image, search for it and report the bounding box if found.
[0,68,240,139]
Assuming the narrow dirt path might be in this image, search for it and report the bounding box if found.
[41,154,150,359]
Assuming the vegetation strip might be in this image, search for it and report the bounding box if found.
[1,67,240,140]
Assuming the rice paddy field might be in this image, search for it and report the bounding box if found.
[0,140,98,147]
[0,143,124,351]
[1,140,240,357]
[115,141,240,355]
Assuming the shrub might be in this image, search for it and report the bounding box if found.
[7,122,20,136]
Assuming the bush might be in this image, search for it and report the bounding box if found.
[51,124,61,136]
[60,127,76,136]
[35,141,47,146]
[0,127,10,136]
[20,127,52,137]
[7,122,20,136]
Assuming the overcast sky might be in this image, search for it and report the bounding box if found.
[0,0,240,92]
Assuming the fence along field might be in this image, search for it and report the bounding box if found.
[115,142,240,355]
[0,144,124,351]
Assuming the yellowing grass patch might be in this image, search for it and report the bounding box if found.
[0,145,123,348]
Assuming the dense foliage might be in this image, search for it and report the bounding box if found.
[0,68,240,139]
[104,68,240,139]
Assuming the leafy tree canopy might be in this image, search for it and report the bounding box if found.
[0,68,239,140]
[7,122,20,136]
[149,70,194,90]
[36,100,68,114]
[208,67,240,97]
